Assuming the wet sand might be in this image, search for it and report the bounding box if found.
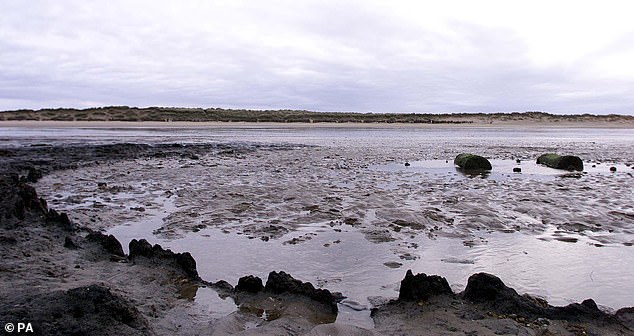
[1,123,634,335]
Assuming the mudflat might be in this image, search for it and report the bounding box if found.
[1,123,633,335]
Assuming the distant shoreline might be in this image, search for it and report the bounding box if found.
[1,120,634,129]
[1,107,633,127]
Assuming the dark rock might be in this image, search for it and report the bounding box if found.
[14,198,26,220]
[64,236,79,249]
[129,239,154,257]
[264,271,343,312]
[46,209,73,230]
[26,167,43,182]
[343,217,359,226]
[213,280,234,293]
[0,285,149,336]
[513,167,522,173]
[86,232,125,257]
[537,153,583,171]
[463,273,615,322]
[17,182,47,214]
[463,273,546,316]
[129,239,199,279]
[454,154,492,171]
[97,182,108,188]
[610,166,617,172]
[398,270,453,301]
[67,285,139,322]
[551,299,611,321]
[615,307,634,329]
[464,273,520,301]
[236,275,264,293]
[392,219,425,230]
[404,162,410,167]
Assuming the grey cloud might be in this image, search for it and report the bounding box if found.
[1,1,633,114]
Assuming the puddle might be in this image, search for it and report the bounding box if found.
[373,159,632,181]
[187,285,238,321]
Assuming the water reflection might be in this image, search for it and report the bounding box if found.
[110,214,634,310]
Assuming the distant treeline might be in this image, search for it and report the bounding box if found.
[0,106,631,124]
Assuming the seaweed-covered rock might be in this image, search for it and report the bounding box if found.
[454,154,492,171]
[129,239,199,279]
[398,270,453,301]
[536,153,583,171]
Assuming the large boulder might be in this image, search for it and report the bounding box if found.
[398,270,453,301]
[536,153,583,171]
[454,154,492,171]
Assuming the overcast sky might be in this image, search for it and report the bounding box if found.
[2,1,634,114]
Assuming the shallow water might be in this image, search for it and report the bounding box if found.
[107,196,634,311]
[8,124,634,325]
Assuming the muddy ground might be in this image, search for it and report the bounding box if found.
[0,141,633,335]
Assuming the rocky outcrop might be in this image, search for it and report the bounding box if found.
[45,208,74,230]
[232,271,343,313]
[236,275,264,293]
[463,273,616,322]
[129,239,199,279]
[86,231,125,257]
[398,270,453,301]
[265,271,343,312]
[616,307,634,330]
[25,167,43,183]
[463,273,546,316]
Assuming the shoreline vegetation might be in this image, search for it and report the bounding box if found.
[1,106,634,125]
